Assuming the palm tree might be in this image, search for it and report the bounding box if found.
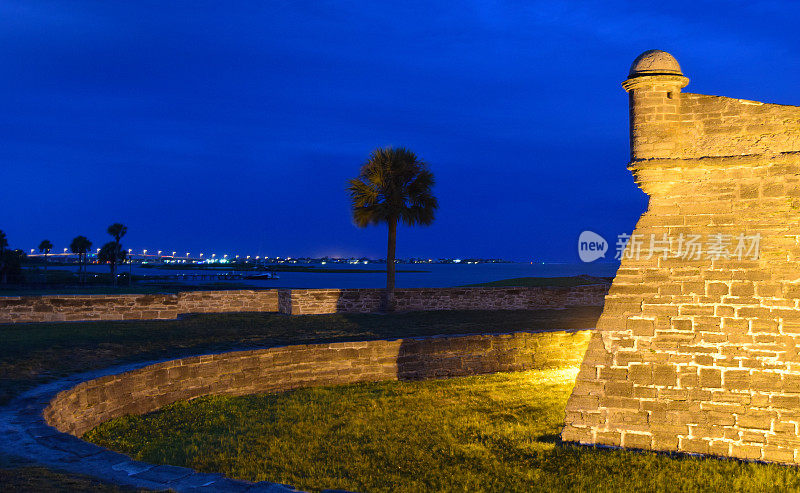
[70,236,92,284]
[0,230,8,284]
[38,239,53,281]
[106,223,127,286]
[98,241,126,282]
[347,147,438,310]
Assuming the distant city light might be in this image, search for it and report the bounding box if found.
[143,249,148,255]
[63,248,68,253]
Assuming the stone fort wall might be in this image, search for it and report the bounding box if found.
[0,285,609,324]
[562,50,800,463]
[45,329,591,437]
[0,290,280,323]
[277,285,608,315]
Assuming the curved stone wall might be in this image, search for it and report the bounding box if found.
[45,329,591,437]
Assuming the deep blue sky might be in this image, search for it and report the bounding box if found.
[2,1,799,261]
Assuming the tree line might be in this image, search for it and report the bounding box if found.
[4,143,439,299]
[0,223,129,286]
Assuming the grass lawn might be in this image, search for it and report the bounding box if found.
[0,308,600,491]
[84,368,800,493]
[464,276,612,288]
[0,275,265,296]
[0,274,608,297]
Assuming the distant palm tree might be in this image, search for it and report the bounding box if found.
[106,223,127,286]
[98,241,126,282]
[347,147,438,310]
[38,239,53,280]
[0,230,8,284]
[70,236,92,284]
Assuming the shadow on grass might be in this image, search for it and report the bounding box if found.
[537,433,561,444]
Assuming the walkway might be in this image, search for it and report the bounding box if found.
[0,359,304,492]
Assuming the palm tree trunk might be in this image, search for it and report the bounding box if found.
[385,218,397,312]
[112,240,119,287]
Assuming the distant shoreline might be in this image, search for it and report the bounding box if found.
[138,264,430,274]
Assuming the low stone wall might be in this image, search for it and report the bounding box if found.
[278,284,609,315]
[0,285,609,324]
[45,329,591,437]
[175,290,279,315]
[0,290,279,324]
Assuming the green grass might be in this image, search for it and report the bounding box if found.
[84,368,800,493]
[0,308,601,406]
[0,267,268,296]
[0,281,262,297]
[0,309,599,491]
[463,276,612,288]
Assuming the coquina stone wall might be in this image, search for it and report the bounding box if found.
[0,290,280,324]
[277,285,609,315]
[45,329,591,437]
[562,50,800,463]
[0,285,609,323]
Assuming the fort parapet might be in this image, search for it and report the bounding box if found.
[0,285,609,324]
[563,50,800,463]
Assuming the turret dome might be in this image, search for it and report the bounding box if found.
[629,50,683,77]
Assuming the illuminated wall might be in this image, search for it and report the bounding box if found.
[562,50,800,463]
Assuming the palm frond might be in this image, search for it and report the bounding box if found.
[347,146,438,228]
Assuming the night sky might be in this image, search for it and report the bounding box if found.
[2,1,799,261]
